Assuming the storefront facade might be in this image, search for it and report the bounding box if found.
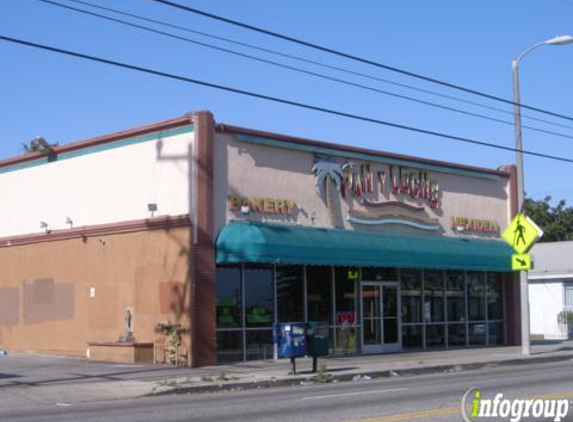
[0,111,520,366]
[213,122,517,362]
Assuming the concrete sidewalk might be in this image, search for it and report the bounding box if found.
[1,340,572,407]
[152,340,573,394]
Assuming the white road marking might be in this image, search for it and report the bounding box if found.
[302,388,408,401]
[55,402,72,407]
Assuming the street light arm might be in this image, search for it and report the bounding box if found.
[514,41,546,67]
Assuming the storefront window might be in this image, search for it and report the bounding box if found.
[216,331,243,363]
[335,327,358,355]
[335,267,357,320]
[401,269,422,324]
[216,264,504,361]
[446,271,466,322]
[306,266,333,324]
[402,324,423,349]
[424,270,444,323]
[276,265,304,322]
[362,267,398,281]
[467,272,486,321]
[246,330,273,360]
[244,265,274,328]
[488,322,505,345]
[469,322,487,346]
[334,267,358,355]
[448,323,467,347]
[486,273,503,321]
[216,265,242,328]
[425,324,445,349]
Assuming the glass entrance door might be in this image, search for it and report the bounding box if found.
[361,282,401,353]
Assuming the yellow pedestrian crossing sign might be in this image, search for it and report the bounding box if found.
[502,213,543,254]
[512,253,532,271]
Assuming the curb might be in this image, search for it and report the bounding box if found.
[149,353,573,396]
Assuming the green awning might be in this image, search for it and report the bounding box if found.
[216,221,513,272]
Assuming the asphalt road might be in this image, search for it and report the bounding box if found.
[1,360,573,422]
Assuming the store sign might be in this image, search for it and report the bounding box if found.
[342,164,440,209]
[348,270,359,280]
[228,195,296,215]
[450,216,500,234]
[336,311,356,325]
[312,157,440,209]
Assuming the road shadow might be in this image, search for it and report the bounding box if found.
[0,374,21,380]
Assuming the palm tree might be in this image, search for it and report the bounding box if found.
[22,139,42,153]
[312,157,344,227]
[22,137,57,154]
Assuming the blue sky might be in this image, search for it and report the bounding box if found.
[1,0,572,203]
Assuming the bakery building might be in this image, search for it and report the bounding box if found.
[0,111,520,366]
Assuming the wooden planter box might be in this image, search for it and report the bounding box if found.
[87,341,154,364]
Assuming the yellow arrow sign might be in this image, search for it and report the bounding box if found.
[512,253,532,271]
[502,214,543,254]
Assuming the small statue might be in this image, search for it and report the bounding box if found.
[118,308,134,342]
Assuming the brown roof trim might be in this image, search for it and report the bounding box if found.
[216,123,509,178]
[0,214,191,248]
[0,114,194,170]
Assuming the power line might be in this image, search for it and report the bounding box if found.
[1,34,572,164]
[150,0,573,123]
[34,0,573,141]
[59,0,573,132]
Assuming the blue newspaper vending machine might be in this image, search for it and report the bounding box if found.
[273,322,307,374]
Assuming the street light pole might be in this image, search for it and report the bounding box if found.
[511,35,573,356]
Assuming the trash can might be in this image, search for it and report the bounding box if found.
[273,322,307,373]
[306,322,330,372]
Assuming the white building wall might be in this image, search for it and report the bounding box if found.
[529,281,566,340]
[0,130,194,238]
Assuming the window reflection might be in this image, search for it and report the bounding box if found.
[467,272,486,321]
[244,265,274,328]
[335,267,358,355]
[469,322,487,346]
[217,331,243,363]
[425,324,445,349]
[276,266,304,322]
[424,270,444,323]
[488,322,504,345]
[486,273,503,320]
[446,271,466,322]
[401,269,422,324]
[246,330,273,360]
[216,266,242,328]
[448,323,466,347]
[306,266,332,324]
[335,267,357,316]
[402,325,423,349]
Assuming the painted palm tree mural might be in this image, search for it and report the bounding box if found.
[312,156,345,228]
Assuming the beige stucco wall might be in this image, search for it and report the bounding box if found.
[214,132,510,239]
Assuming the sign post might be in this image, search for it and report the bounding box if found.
[502,213,543,355]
